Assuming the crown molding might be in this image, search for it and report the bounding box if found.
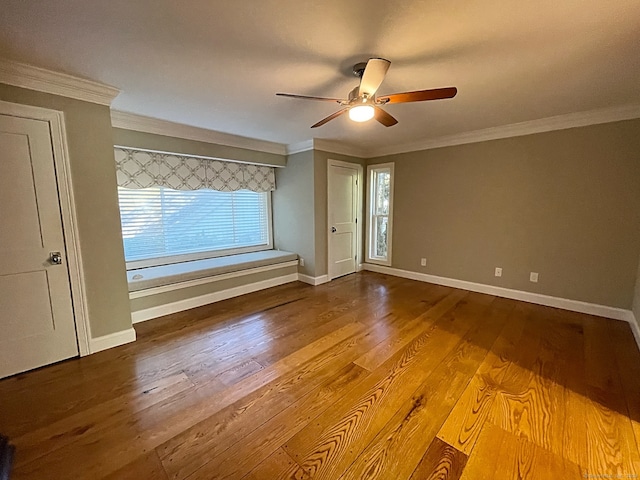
[287,138,367,158]
[286,139,314,155]
[369,103,640,158]
[313,138,369,159]
[111,110,287,156]
[285,138,369,158]
[0,59,120,106]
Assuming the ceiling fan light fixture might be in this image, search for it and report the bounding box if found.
[349,105,375,122]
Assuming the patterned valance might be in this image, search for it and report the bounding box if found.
[114,147,276,192]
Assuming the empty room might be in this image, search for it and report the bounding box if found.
[1,1,640,479]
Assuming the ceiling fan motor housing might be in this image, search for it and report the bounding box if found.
[352,62,367,78]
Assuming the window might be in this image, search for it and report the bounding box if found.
[114,147,276,270]
[118,187,272,268]
[366,163,394,265]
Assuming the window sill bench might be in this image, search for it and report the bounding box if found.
[127,250,299,298]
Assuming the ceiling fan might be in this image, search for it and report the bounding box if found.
[276,58,457,128]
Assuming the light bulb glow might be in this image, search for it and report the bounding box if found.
[349,105,375,122]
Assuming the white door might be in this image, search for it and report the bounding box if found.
[0,114,79,378]
[328,162,360,280]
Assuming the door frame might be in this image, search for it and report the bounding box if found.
[327,159,363,281]
[0,100,91,356]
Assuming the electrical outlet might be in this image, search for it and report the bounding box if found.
[530,272,539,283]
[495,267,502,277]
[299,258,305,267]
[420,258,427,267]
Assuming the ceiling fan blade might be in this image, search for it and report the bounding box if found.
[373,106,398,127]
[377,87,457,104]
[310,108,349,128]
[276,93,344,103]
[358,58,391,97]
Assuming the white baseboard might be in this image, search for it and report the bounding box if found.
[363,263,633,322]
[89,328,137,354]
[131,273,299,323]
[629,312,640,350]
[298,274,329,286]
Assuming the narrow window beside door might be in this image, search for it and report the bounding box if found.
[366,163,394,266]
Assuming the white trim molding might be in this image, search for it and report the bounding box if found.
[89,328,137,354]
[286,139,314,156]
[314,139,369,158]
[363,263,634,322]
[298,274,329,286]
[131,273,299,323]
[129,260,299,299]
[368,104,640,158]
[0,100,92,356]
[286,138,369,158]
[629,312,640,351]
[111,110,287,157]
[0,59,119,106]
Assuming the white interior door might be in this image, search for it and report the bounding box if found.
[0,114,79,378]
[328,162,360,280]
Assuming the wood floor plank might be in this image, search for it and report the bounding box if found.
[0,287,310,438]
[184,363,370,480]
[12,371,194,468]
[243,448,309,480]
[488,303,545,433]
[154,296,420,479]
[102,450,169,480]
[489,307,589,465]
[1,273,638,480]
[353,289,467,371]
[3,276,381,438]
[584,386,640,476]
[583,317,640,476]
[608,319,640,457]
[408,437,467,480]
[13,321,365,479]
[337,296,508,480]
[436,299,522,454]
[460,422,582,480]
[157,324,386,479]
[281,292,493,480]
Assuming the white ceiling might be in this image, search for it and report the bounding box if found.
[1,0,639,153]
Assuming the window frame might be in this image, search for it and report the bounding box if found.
[366,162,394,266]
[121,188,274,270]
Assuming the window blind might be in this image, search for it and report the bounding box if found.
[118,186,270,265]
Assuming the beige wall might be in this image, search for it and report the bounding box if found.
[113,128,286,167]
[130,265,297,312]
[633,256,640,324]
[369,119,640,309]
[0,84,132,337]
[273,150,316,275]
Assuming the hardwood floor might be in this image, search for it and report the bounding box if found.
[1,272,639,479]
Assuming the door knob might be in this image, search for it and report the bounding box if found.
[331,226,337,233]
[50,251,63,265]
